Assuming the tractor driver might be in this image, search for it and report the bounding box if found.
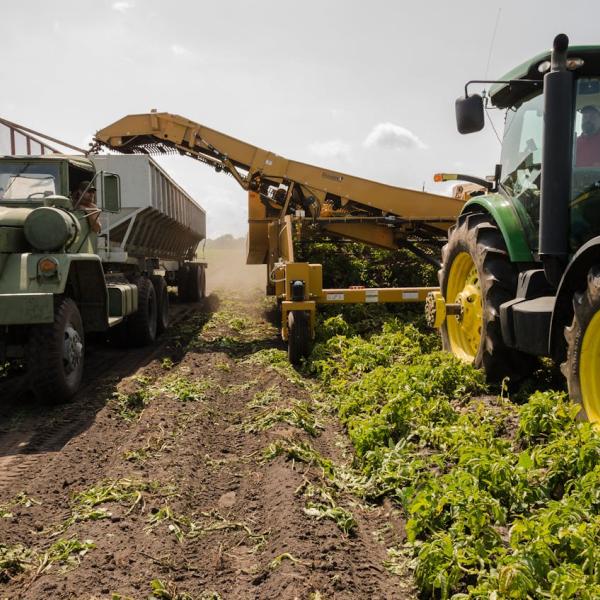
[576,105,600,168]
[72,181,102,233]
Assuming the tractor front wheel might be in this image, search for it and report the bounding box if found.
[439,212,535,381]
[564,266,600,424]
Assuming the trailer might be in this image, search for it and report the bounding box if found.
[92,154,207,302]
[0,147,206,403]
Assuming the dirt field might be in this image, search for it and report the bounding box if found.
[0,285,412,599]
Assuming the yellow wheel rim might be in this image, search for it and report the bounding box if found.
[446,252,483,363]
[580,309,600,424]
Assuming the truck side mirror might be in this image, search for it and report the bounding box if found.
[102,173,121,213]
[455,94,485,134]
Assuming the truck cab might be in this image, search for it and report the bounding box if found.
[0,155,121,403]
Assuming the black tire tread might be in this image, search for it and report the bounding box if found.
[562,266,600,421]
[28,296,84,404]
[288,310,311,366]
[150,275,169,334]
[439,212,536,382]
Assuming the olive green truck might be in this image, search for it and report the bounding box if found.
[0,154,206,402]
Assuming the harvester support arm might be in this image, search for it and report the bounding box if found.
[94,111,465,228]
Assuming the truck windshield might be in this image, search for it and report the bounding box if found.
[571,77,600,247]
[499,92,544,250]
[0,163,60,201]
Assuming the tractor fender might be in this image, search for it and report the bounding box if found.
[549,235,600,359]
[462,194,534,263]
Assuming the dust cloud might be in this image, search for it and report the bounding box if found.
[201,244,266,294]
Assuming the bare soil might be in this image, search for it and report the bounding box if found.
[0,290,413,599]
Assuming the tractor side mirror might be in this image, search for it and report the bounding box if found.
[102,173,121,213]
[455,94,485,134]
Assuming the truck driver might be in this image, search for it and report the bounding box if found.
[72,180,101,233]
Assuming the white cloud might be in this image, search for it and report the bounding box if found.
[363,122,427,151]
[112,1,134,12]
[308,139,352,161]
[171,44,191,57]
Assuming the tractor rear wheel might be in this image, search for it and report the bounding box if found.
[28,297,84,403]
[563,266,600,424]
[287,310,311,366]
[439,212,535,381]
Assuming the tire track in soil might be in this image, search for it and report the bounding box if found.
[0,302,201,490]
[0,292,413,599]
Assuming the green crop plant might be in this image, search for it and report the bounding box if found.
[242,400,322,436]
[149,579,194,600]
[307,313,600,598]
[224,379,258,395]
[0,538,94,583]
[0,543,33,582]
[124,427,171,464]
[299,482,357,535]
[112,382,155,421]
[160,375,213,403]
[246,385,281,408]
[70,479,163,515]
[268,552,305,570]
[161,357,174,370]
[145,505,191,544]
[263,440,336,480]
[34,538,95,576]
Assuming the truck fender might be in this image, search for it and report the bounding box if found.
[549,235,600,360]
[63,256,109,332]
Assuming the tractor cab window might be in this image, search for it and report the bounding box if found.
[500,92,544,249]
[0,162,60,201]
[571,78,600,247]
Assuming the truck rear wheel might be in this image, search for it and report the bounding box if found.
[151,275,169,334]
[176,266,190,302]
[28,297,84,404]
[186,264,206,302]
[287,310,311,366]
[564,266,600,424]
[127,276,158,345]
[439,212,535,381]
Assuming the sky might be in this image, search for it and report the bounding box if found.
[1,0,599,237]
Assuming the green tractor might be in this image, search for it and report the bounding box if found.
[427,34,600,423]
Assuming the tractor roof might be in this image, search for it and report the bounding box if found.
[490,45,600,108]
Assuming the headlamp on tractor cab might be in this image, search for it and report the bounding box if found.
[38,257,59,277]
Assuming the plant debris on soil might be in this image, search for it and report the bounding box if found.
[0,290,409,599]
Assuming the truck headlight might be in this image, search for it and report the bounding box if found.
[24,207,80,252]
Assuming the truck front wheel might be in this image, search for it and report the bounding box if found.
[564,266,600,424]
[28,297,85,403]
